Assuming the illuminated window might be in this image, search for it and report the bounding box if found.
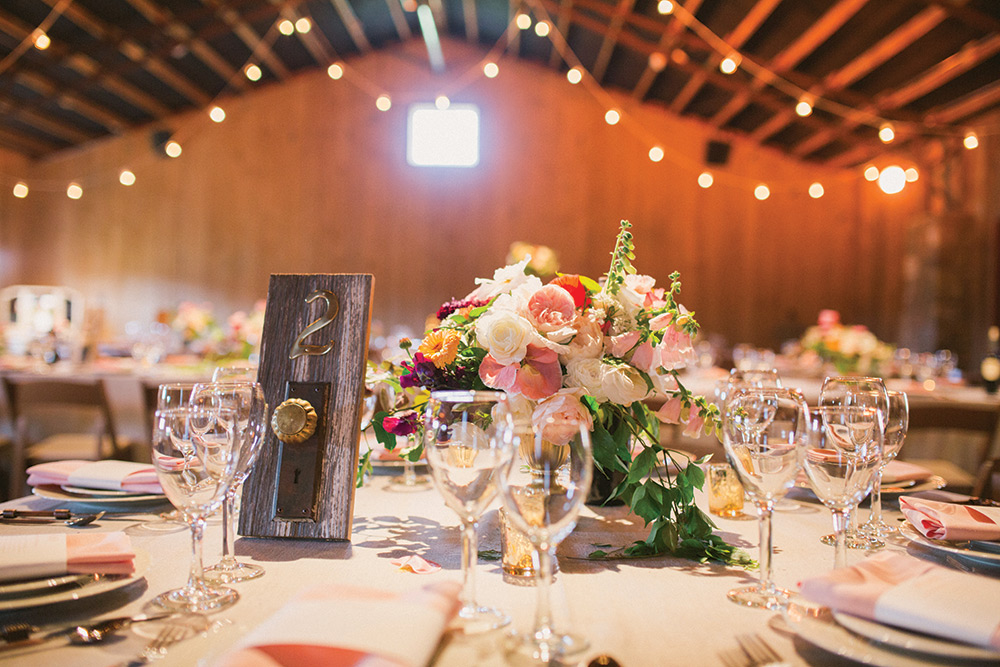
[407,104,480,168]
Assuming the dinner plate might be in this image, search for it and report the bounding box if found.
[783,602,996,667]
[832,611,1000,661]
[61,485,153,497]
[899,522,1000,567]
[0,548,149,612]
[32,484,167,505]
[0,573,94,599]
[881,475,946,495]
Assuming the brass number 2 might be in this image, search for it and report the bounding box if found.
[289,289,339,360]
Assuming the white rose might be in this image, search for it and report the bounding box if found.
[564,358,609,403]
[601,365,650,406]
[559,313,604,364]
[475,308,534,365]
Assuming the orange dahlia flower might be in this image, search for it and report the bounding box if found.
[418,329,461,369]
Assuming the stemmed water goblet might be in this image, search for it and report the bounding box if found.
[802,406,882,569]
[190,381,268,583]
[423,390,515,634]
[496,406,593,664]
[819,376,889,549]
[722,387,807,609]
[858,390,908,540]
[212,364,258,383]
[149,406,240,613]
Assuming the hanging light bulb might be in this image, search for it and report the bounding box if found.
[12,182,28,198]
[648,147,664,162]
[863,165,879,182]
[719,53,740,75]
[375,95,392,111]
[483,62,499,78]
[244,64,262,81]
[604,109,620,125]
[278,19,295,35]
[698,172,713,188]
[964,131,979,150]
[648,52,667,72]
[165,140,182,158]
[566,67,583,84]
[534,21,550,37]
[32,30,51,50]
[327,63,344,80]
[295,18,312,33]
[209,106,226,123]
[795,97,813,117]
[657,0,674,15]
[516,13,532,30]
[754,184,770,200]
[435,95,450,110]
[67,182,83,199]
[808,182,824,199]
[119,170,136,186]
[878,165,906,194]
[878,122,895,143]
[904,167,919,182]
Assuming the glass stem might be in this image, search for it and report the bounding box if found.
[187,517,206,592]
[869,468,884,528]
[757,502,774,594]
[403,460,416,486]
[460,521,478,611]
[832,509,849,570]
[221,489,236,564]
[533,543,555,642]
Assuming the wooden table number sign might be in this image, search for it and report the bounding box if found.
[239,273,373,540]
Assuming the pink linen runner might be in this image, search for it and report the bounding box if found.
[798,552,1000,649]
[215,582,461,667]
[0,532,136,582]
[26,460,163,494]
[900,496,1000,541]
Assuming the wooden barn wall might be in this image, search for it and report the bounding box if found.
[1,38,963,356]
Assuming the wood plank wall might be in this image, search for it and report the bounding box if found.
[0,38,980,357]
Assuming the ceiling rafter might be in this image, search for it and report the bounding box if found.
[548,0,573,68]
[328,0,372,53]
[631,0,703,101]
[461,0,478,42]
[792,32,1000,159]
[14,70,128,133]
[925,77,1000,125]
[669,0,780,114]
[202,0,289,80]
[750,5,947,144]
[590,0,636,84]
[0,124,58,157]
[709,0,870,129]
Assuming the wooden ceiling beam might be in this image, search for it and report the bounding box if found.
[924,0,1000,35]
[460,0,477,42]
[710,0,869,128]
[548,0,574,68]
[204,0,289,80]
[0,124,57,157]
[327,0,372,53]
[925,78,1000,125]
[631,0,703,101]
[14,71,128,133]
[590,0,636,83]
[670,0,780,114]
[750,5,946,144]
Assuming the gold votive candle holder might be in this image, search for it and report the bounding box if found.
[707,462,745,518]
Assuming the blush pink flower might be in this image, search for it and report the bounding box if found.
[818,309,840,332]
[683,414,705,437]
[655,327,696,371]
[607,330,640,358]
[644,287,667,310]
[630,341,656,373]
[655,396,683,424]
[479,344,562,400]
[527,284,577,334]
[531,389,594,446]
[648,312,674,331]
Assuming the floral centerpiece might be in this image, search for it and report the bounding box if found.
[373,221,744,564]
[225,299,267,360]
[170,301,225,356]
[799,309,894,375]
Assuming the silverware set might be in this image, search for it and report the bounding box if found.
[719,634,790,667]
[0,508,105,527]
[0,613,174,654]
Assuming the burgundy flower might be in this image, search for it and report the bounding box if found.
[436,298,490,321]
[382,411,420,436]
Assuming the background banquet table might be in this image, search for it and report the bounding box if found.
[1,469,991,667]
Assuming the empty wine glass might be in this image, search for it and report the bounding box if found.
[716,369,782,407]
[819,376,889,549]
[157,382,196,410]
[858,390,908,540]
[496,405,593,663]
[212,364,258,382]
[802,406,882,569]
[722,387,806,609]
[423,390,516,634]
[150,406,239,613]
[191,382,268,583]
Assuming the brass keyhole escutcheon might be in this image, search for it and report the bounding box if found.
[271,398,318,444]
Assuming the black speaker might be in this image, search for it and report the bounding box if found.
[705,140,731,165]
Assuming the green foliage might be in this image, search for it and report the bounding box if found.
[355,449,372,488]
[603,220,635,296]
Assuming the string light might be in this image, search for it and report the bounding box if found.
[698,172,714,188]
[435,95,450,110]
[904,167,919,182]
[648,52,667,73]
[295,18,312,33]
[209,106,226,122]
[278,19,295,36]
[657,0,674,15]
[66,182,83,199]
[754,184,770,200]
[327,63,344,80]
[375,95,392,111]
[244,64,262,82]
[719,54,740,75]
[12,182,28,198]
[516,13,531,30]
[795,98,813,117]
[119,170,136,186]
[165,140,182,158]
[808,182,824,198]
[671,49,689,65]
[878,123,895,143]
[483,62,499,78]
[605,109,620,125]
[566,67,583,84]
[649,146,664,162]
[32,29,50,50]
[964,131,979,150]
[878,165,906,194]
[534,21,550,37]
[863,165,880,182]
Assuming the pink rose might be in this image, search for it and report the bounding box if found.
[479,344,562,401]
[527,284,576,334]
[531,389,594,446]
[818,309,840,332]
[607,330,640,358]
[655,397,683,424]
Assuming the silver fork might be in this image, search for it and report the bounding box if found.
[735,634,790,667]
[117,624,188,667]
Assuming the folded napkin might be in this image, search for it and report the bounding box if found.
[26,460,162,494]
[0,532,136,583]
[799,551,1000,650]
[881,460,932,485]
[900,496,1000,541]
[215,582,460,667]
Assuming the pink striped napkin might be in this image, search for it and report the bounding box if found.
[215,582,460,667]
[26,460,162,494]
[900,496,1000,541]
[798,551,1000,649]
[0,532,136,582]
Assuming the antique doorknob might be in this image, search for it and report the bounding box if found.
[271,398,318,443]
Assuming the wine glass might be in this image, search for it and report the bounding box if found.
[423,390,516,634]
[149,406,239,613]
[212,364,258,382]
[819,376,889,549]
[858,390,908,540]
[191,382,268,583]
[802,406,882,569]
[722,387,806,609]
[716,369,781,408]
[496,406,593,663]
[157,382,196,410]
